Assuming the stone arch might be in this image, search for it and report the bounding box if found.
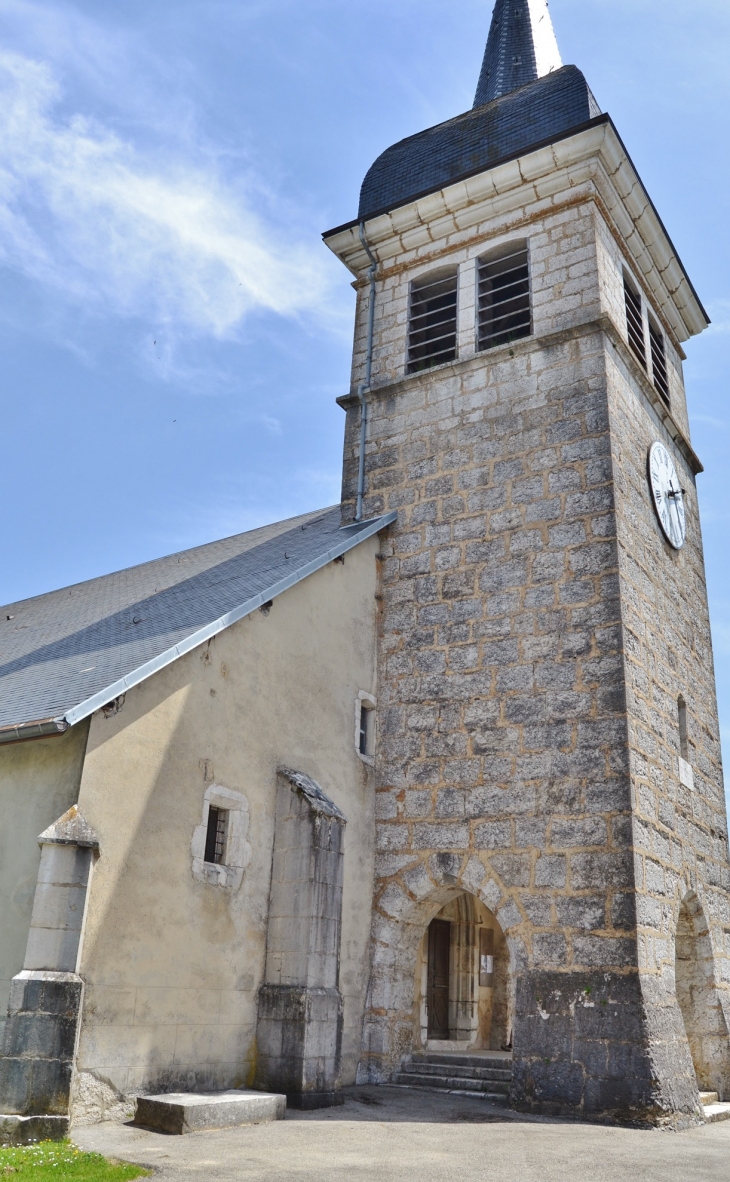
[360,853,524,1082]
[413,889,510,1050]
[674,890,730,1099]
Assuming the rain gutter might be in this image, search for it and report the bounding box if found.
[0,513,396,744]
[356,223,379,522]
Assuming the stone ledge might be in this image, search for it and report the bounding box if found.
[133,1090,286,1135]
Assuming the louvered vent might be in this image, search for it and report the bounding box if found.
[478,244,531,351]
[624,277,646,368]
[649,320,670,405]
[407,270,458,373]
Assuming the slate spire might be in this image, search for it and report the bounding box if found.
[474,0,562,107]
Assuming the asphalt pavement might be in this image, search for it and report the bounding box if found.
[73,1085,730,1182]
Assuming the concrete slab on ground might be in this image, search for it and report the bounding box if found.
[133,1090,286,1134]
[73,1085,730,1182]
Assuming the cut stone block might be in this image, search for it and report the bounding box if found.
[133,1090,286,1135]
[0,1114,69,1145]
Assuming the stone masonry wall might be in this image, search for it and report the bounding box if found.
[606,327,730,1103]
[338,185,729,1122]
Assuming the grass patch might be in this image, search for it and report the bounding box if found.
[0,1141,149,1180]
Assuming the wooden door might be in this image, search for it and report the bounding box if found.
[427,919,451,1040]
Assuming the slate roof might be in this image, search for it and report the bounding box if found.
[357,66,601,222]
[0,506,395,741]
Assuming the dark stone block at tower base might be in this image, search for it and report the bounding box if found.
[511,971,702,1127]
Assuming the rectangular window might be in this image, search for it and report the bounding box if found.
[678,696,689,762]
[204,805,228,865]
[359,705,372,756]
[649,319,670,405]
[477,243,531,351]
[406,269,458,373]
[624,276,646,368]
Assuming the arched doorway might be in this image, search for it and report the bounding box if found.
[415,892,510,1050]
[675,892,730,1099]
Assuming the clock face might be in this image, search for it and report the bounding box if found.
[648,442,686,550]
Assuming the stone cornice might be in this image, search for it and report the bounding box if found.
[324,120,708,346]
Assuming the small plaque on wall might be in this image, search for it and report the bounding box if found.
[479,928,494,987]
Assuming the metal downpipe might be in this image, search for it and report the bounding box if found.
[356,222,378,522]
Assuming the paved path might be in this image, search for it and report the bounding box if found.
[74,1086,730,1182]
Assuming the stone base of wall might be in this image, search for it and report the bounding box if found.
[255,985,343,1107]
[0,972,82,1119]
[512,969,702,1128]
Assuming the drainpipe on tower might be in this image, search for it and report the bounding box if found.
[356,222,378,522]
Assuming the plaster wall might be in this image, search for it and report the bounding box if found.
[69,540,379,1119]
[0,723,89,1043]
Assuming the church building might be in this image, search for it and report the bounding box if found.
[1,0,729,1138]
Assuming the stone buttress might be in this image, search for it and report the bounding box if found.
[255,770,346,1109]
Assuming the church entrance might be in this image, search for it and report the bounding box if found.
[417,892,510,1049]
[426,919,450,1039]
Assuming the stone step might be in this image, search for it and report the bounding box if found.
[400,1061,512,1082]
[699,1091,719,1106]
[702,1101,730,1124]
[392,1071,510,1095]
[411,1053,511,1070]
[133,1090,286,1135]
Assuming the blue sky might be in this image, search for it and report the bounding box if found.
[1,0,729,780]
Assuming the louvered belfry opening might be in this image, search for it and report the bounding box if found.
[478,244,532,351]
[407,269,458,373]
[204,805,228,865]
[649,319,670,405]
[624,276,646,368]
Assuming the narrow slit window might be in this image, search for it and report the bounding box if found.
[359,705,372,756]
[649,319,670,405]
[204,805,228,865]
[624,276,646,368]
[407,269,458,373]
[477,243,531,351]
[678,696,689,762]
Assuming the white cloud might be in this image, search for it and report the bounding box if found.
[0,44,335,339]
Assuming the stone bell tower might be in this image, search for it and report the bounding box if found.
[324,0,730,1127]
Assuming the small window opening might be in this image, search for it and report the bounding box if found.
[204,805,228,865]
[407,269,458,373]
[478,243,531,351]
[649,319,670,405]
[678,696,689,762]
[624,275,646,368]
[359,704,373,757]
